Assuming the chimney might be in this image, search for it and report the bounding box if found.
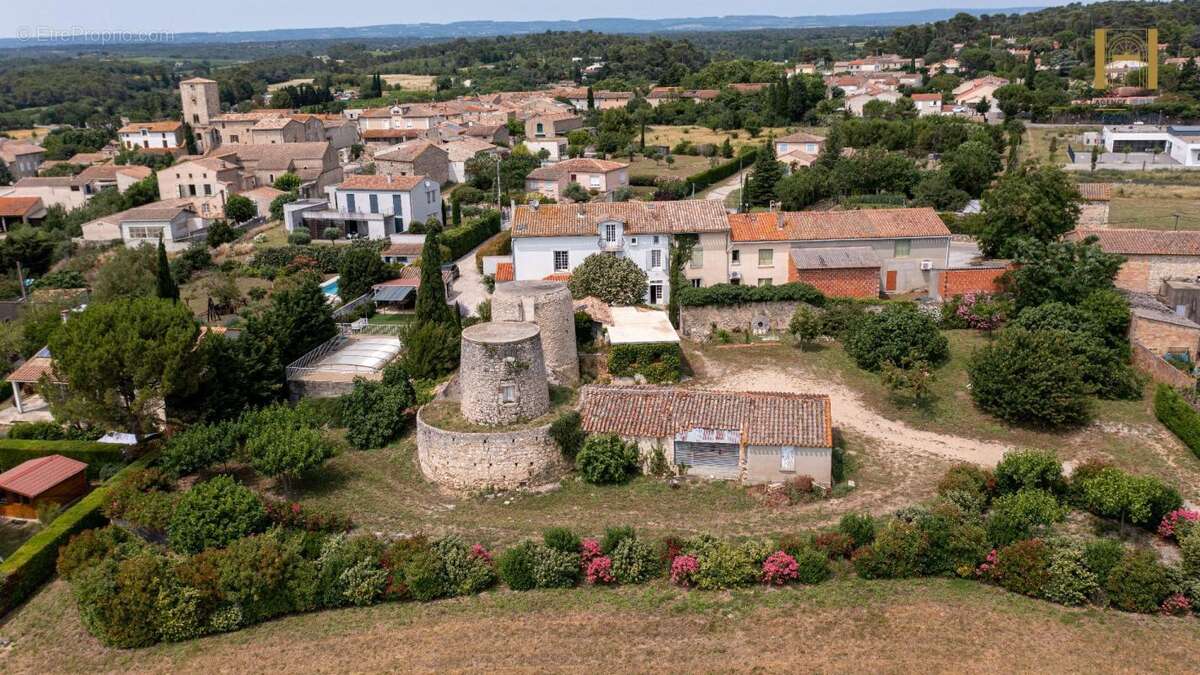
[776,212,784,230]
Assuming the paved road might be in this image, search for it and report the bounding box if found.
[448,238,492,316]
[703,170,747,209]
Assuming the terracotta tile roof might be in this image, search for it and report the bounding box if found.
[791,246,882,270]
[911,93,943,102]
[0,196,44,218]
[118,120,183,134]
[526,158,628,181]
[1071,228,1200,256]
[729,208,950,243]
[6,355,55,383]
[777,131,826,144]
[512,201,730,238]
[495,262,514,282]
[579,385,833,448]
[728,83,770,93]
[181,77,217,84]
[252,117,298,130]
[12,177,74,188]
[375,140,446,163]
[361,129,423,141]
[338,174,429,191]
[0,454,87,498]
[440,137,497,162]
[543,272,571,281]
[1077,183,1114,202]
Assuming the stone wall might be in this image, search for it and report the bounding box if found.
[679,301,806,341]
[287,378,357,400]
[1117,255,1200,294]
[459,321,550,425]
[1130,314,1200,357]
[935,266,1010,300]
[491,280,579,386]
[416,410,567,492]
[1132,341,1196,389]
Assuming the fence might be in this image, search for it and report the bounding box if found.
[331,292,374,320]
[285,334,347,380]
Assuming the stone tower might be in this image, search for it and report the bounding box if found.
[180,77,220,127]
[490,280,579,386]
[459,321,550,426]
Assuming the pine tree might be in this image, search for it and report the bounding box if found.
[745,139,783,208]
[414,230,457,327]
[155,237,179,302]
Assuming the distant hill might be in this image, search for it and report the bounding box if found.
[0,8,1046,47]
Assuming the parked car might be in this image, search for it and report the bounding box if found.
[441,263,460,281]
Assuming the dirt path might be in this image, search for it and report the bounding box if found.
[688,348,1011,468]
[700,170,745,207]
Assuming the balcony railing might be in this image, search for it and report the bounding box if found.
[597,236,624,251]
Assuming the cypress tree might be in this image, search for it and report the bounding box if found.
[1025,54,1037,90]
[586,86,595,111]
[156,237,179,302]
[414,230,456,327]
[745,139,783,208]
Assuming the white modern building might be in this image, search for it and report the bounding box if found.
[283,173,442,240]
[1101,125,1200,167]
[81,199,210,251]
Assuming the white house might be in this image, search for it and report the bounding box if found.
[81,199,209,251]
[440,137,499,184]
[283,174,442,240]
[509,201,730,306]
[910,93,944,116]
[118,121,185,151]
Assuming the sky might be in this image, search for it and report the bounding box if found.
[4,1,1076,38]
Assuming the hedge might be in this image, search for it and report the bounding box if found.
[0,439,127,478]
[1154,384,1200,459]
[685,147,757,193]
[442,210,501,261]
[0,451,157,617]
[609,343,682,383]
[474,230,512,273]
[677,282,826,308]
[629,174,658,187]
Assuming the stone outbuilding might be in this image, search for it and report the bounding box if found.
[1072,228,1200,294]
[490,280,579,386]
[458,321,550,426]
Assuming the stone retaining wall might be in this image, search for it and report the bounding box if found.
[416,409,567,492]
[679,301,806,341]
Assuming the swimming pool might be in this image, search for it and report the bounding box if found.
[320,276,340,297]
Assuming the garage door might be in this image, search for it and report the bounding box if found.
[674,441,739,477]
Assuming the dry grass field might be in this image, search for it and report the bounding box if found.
[1107,183,1200,230]
[5,577,1200,673]
[1021,126,1099,165]
[625,153,715,179]
[643,125,821,152]
[381,74,437,91]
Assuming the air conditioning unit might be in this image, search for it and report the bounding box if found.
[920,260,934,271]
[729,271,742,280]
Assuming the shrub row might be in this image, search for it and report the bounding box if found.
[441,210,501,261]
[677,281,825,308]
[628,174,658,187]
[250,242,369,275]
[0,438,127,478]
[0,452,157,618]
[684,147,757,193]
[608,342,683,383]
[1155,384,1200,460]
[473,230,512,273]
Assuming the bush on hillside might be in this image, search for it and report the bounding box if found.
[1075,466,1183,530]
[986,489,1066,547]
[987,538,1051,598]
[549,411,587,460]
[993,449,1065,496]
[967,328,1092,428]
[1106,549,1175,613]
[843,303,948,371]
[575,434,640,485]
[167,476,267,554]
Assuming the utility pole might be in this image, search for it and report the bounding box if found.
[1175,213,1182,231]
[15,261,26,302]
[495,155,501,211]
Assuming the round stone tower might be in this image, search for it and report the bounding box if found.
[459,321,550,425]
[490,280,579,386]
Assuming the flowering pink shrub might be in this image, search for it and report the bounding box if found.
[761,551,799,586]
[469,544,493,564]
[955,293,1007,331]
[586,555,615,584]
[670,554,699,587]
[580,538,602,565]
[976,549,999,578]
[1161,593,1192,616]
[1157,509,1200,541]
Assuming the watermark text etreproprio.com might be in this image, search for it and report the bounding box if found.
[14,26,176,43]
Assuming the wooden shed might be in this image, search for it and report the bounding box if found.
[0,455,89,520]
